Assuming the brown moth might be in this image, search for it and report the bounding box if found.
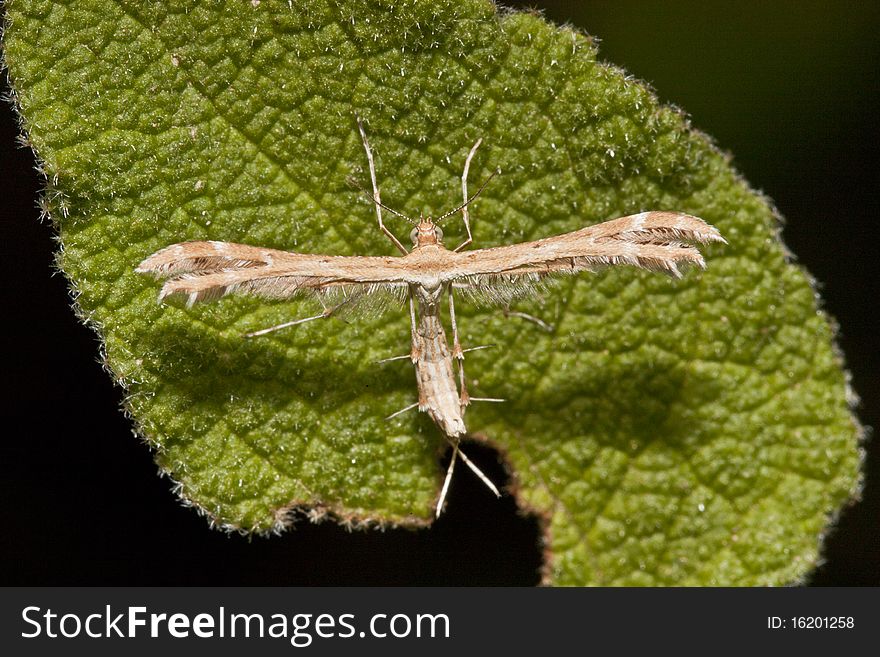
[137,119,725,517]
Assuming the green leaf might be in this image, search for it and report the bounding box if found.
[3,0,862,585]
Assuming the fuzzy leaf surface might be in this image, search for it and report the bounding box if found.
[3,0,861,584]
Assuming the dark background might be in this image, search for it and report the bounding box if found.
[1,1,877,585]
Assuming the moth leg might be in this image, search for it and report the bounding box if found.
[456,446,501,498]
[436,442,459,518]
[374,294,422,364]
[408,293,421,362]
[437,442,501,517]
[452,138,482,253]
[385,402,419,421]
[447,286,470,409]
[243,300,350,338]
[503,306,555,333]
[461,344,495,355]
[376,354,411,364]
[469,397,506,403]
[357,116,409,255]
[376,298,418,364]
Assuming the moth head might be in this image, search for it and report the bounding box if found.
[410,217,443,246]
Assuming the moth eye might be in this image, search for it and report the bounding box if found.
[410,227,419,245]
[434,226,443,241]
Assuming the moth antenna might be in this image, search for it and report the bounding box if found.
[436,167,500,224]
[345,177,417,227]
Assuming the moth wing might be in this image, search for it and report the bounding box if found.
[446,211,723,283]
[137,241,411,308]
[444,211,723,307]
